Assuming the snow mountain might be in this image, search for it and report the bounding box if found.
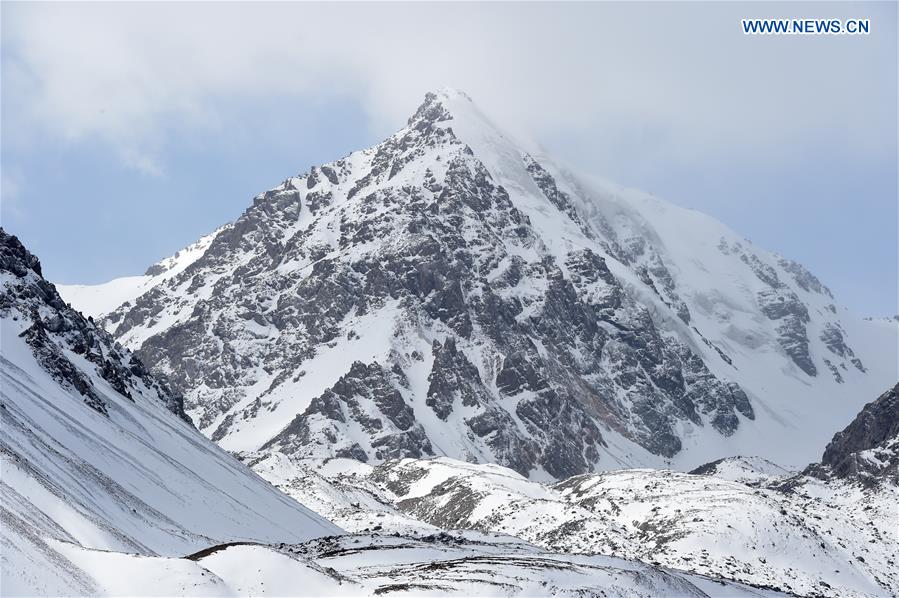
[2,228,782,597]
[59,88,897,478]
[0,229,340,595]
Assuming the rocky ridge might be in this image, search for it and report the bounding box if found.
[0,229,341,595]
[0,228,189,421]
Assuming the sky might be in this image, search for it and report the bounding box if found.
[1,2,896,316]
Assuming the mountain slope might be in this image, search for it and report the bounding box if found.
[248,380,899,597]
[0,229,340,596]
[250,449,896,597]
[59,88,897,477]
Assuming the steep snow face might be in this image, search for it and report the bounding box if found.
[57,226,229,319]
[0,229,340,596]
[79,89,896,477]
[252,454,897,598]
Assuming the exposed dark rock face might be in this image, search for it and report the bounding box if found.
[757,288,816,376]
[143,263,168,277]
[0,228,190,422]
[523,154,593,240]
[777,256,833,298]
[426,338,490,421]
[809,384,899,485]
[823,359,844,384]
[718,238,858,379]
[820,323,865,372]
[19,316,109,414]
[263,361,432,462]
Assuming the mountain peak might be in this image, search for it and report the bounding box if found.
[62,88,897,480]
[407,87,474,127]
[433,86,474,103]
[0,227,44,278]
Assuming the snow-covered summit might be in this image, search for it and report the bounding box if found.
[59,90,897,478]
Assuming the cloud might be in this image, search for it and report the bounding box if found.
[1,2,896,176]
[122,149,164,178]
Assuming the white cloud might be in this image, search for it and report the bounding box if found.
[1,2,895,175]
[122,149,164,178]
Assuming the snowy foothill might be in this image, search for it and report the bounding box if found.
[251,453,898,597]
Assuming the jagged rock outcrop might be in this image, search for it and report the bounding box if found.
[0,228,190,421]
[808,383,899,485]
[262,361,432,462]
[756,287,816,376]
[820,323,866,373]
